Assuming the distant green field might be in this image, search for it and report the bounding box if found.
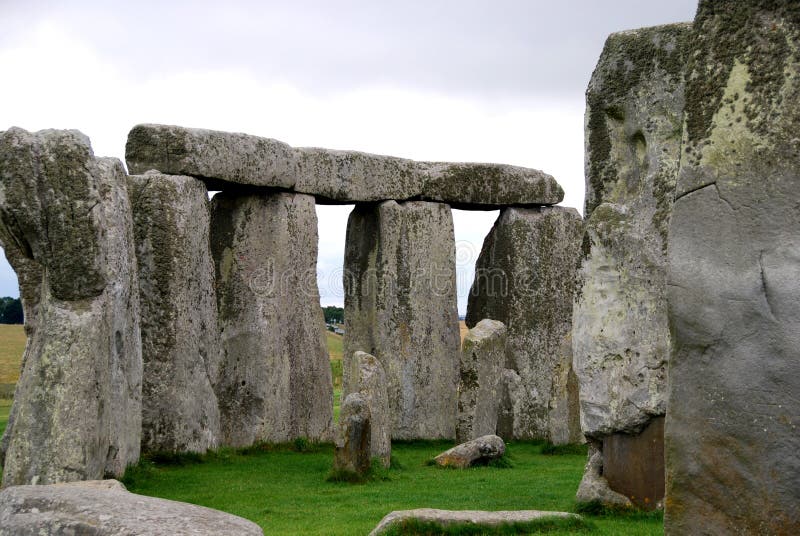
[0,324,25,389]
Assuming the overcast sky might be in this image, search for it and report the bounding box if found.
[0,0,698,313]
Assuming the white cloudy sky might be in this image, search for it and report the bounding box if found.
[0,0,697,313]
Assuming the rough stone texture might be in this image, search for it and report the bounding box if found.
[547,333,583,446]
[466,207,582,441]
[495,369,521,440]
[573,23,689,507]
[603,416,665,510]
[433,435,505,469]
[0,128,141,486]
[421,162,563,208]
[210,191,332,446]
[369,509,580,536]
[345,351,391,467]
[0,482,264,535]
[126,124,296,189]
[456,319,507,443]
[665,3,800,534]
[575,440,633,509]
[126,124,563,207]
[333,393,372,477]
[344,201,460,440]
[128,173,222,453]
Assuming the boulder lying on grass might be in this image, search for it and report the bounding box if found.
[368,509,582,536]
[433,435,505,469]
[0,480,264,535]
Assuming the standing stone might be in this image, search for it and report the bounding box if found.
[456,319,507,443]
[333,393,372,477]
[466,207,582,441]
[573,23,689,509]
[346,351,390,467]
[210,191,333,446]
[128,173,221,453]
[344,201,460,440]
[0,128,142,486]
[547,333,583,446]
[666,3,800,533]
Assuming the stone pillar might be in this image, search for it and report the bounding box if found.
[666,2,800,533]
[0,128,142,486]
[333,393,371,477]
[344,201,460,440]
[456,319,507,443]
[128,173,222,453]
[466,206,582,442]
[574,23,689,509]
[210,191,333,446]
[347,351,390,468]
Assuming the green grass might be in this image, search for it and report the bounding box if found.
[0,324,25,396]
[0,399,11,437]
[122,441,663,535]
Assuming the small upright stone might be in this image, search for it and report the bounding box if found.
[128,173,222,453]
[333,393,372,478]
[456,319,507,443]
[346,351,391,467]
[433,435,505,469]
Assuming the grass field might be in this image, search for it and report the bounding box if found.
[0,324,25,386]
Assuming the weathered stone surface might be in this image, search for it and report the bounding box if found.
[210,191,332,446]
[603,417,665,509]
[575,440,632,508]
[421,162,563,207]
[666,3,800,533]
[433,435,505,469]
[0,128,141,486]
[456,319,506,443]
[126,124,563,206]
[574,23,689,507]
[344,201,460,440]
[466,207,582,441]
[0,482,264,535]
[126,124,296,189]
[345,351,391,467]
[547,333,583,446]
[128,173,221,453]
[495,369,521,440]
[333,393,372,477]
[369,509,580,536]
[53,479,128,492]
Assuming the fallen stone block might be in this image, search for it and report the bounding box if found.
[433,434,505,469]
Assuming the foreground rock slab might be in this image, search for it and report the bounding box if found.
[433,435,505,469]
[0,128,142,486]
[129,173,222,454]
[211,191,333,446]
[665,2,800,533]
[574,23,689,509]
[346,351,391,467]
[0,482,264,535]
[126,124,563,206]
[344,201,460,440]
[333,393,372,477]
[456,319,507,443]
[369,509,580,536]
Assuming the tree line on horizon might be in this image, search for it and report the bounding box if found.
[0,296,23,324]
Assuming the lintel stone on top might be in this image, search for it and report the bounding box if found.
[125,124,564,207]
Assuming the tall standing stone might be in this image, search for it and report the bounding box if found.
[0,128,142,486]
[666,2,800,533]
[347,351,391,467]
[466,207,582,442]
[456,319,507,443]
[210,191,333,446]
[128,173,221,453]
[344,201,460,440]
[573,23,689,509]
[333,393,372,478]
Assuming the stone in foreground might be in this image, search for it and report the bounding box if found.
[574,23,689,509]
[0,128,142,486]
[333,393,372,477]
[0,482,263,535]
[211,191,333,446]
[344,201,460,440]
[345,351,391,467]
[433,435,505,469]
[129,173,222,454]
[456,319,507,443]
[369,509,580,536]
[665,2,800,533]
[466,207,582,441]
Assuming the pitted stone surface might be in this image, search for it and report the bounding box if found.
[344,201,460,440]
[369,509,580,536]
[666,2,800,533]
[466,207,582,441]
[211,191,333,446]
[345,351,391,467]
[333,393,372,477]
[0,128,141,486]
[129,173,222,453]
[456,319,507,443]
